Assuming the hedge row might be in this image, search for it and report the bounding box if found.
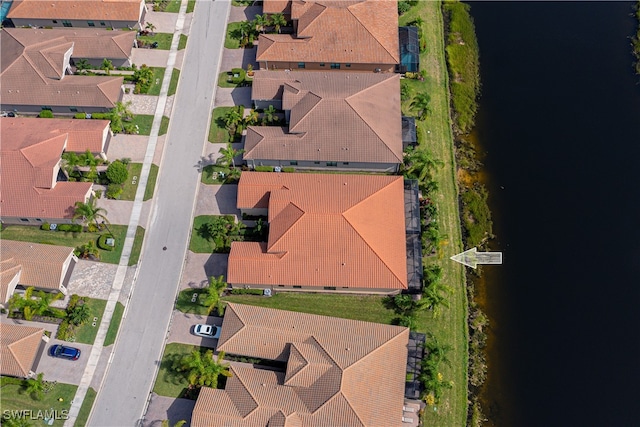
[230,288,265,295]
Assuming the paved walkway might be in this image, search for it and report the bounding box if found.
[64,2,192,424]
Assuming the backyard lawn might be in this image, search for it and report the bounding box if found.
[75,387,97,427]
[153,343,197,398]
[73,298,107,344]
[222,293,398,324]
[104,302,125,346]
[399,1,468,425]
[1,224,128,264]
[137,33,173,50]
[0,377,76,427]
[208,107,235,144]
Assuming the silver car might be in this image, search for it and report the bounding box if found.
[193,324,221,339]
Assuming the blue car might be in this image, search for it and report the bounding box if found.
[49,345,81,361]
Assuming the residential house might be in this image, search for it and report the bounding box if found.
[0,117,111,224]
[1,241,77,306]
[0,323,47,378]
[192,303,410,427]
[247,70,402,172]
[227,172,408,294]
[1,28,124,114]
[6,0,146,29]
[262,0,292,19]
[256,0,399,72]
[4,27,136,68]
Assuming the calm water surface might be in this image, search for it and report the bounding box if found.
[470,2,640,426]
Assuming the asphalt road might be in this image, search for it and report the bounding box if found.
[89,1,230,425]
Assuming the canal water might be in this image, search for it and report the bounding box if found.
[470,2,640,426]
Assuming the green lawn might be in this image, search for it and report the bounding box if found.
[0,377,76,427]
[159,0,180,12]
[1,224,128,264]
[186,0,195,13]
[130,115,170,136]
[146,67,167,96]
[120,163,143,201]
[144,164,160,201]
[175,288,210,315]
[222,293,398,324]
[224,22,242,49]
[75,387,97,427]
[73,298,107,344]
[137,33,173,50]
[168,68,180,96]
[104,302,125,346]
[399,2,468,425]
[217,71,251,88]
[189,215,237,253]
[153,343,197,398]
[129,226,145,266]
[208,107,234,144]
[201,165,231,185]
[178,34,188,50]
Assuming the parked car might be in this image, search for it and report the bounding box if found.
[193,324,221,339]
[49,345,81,360]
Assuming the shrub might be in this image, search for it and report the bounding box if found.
[56,320,75,341]
[282,167,295,173]
[398,1,411,15]
[39,110,54,118]
[106,183,123,199]
[74,113,87,119]
[97,234,115,251]
[41,222,51,231]
[231,68,246,84]
[254,166,273,172]
[68,294,80,311]
[87,223,99,233]
[91,112,110,120]
[230,288,265,295]
[94,189,103,199]
[106,160,128,185]
[58,224,72,232]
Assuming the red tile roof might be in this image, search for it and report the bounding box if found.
[0,119,93,220]
[247,71,402,164]
[7,0,145,22]
[1,29,123,110]
[257,0,399,65]
[0,240,75,293]
[0,323,44,378]
[4,28,136,61]
[192,303,409,427]
[228,172,407,290]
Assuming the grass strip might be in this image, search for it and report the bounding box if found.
[103,302,125,347]
[128,226,145,266]
[74,387,97,427]
[144,164,160,201]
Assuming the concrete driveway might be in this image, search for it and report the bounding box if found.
[194,184,240,217]
[143,10,178,33]
[214,87,252,107]
[132,48,171,68]
[39,340,93,384]
[181,252,229,290]
[220,47,258,72]
[228,5,261,22]
[143,395,195,427]
[168,312,222,348]
[106,134,166,164]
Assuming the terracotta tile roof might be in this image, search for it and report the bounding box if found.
[263,0,292,15]
[257,0,399,65]
[192,303,409,427]
[1,29,124,110]
[0,259,22,303]
[0,323,44,378]
[7,0,145,22]
[0,240,75,292]
[247,71,402,164]
[0,120,93,220]
[2,117,110,153]
[228,172,407,290]
[4,28,135,60]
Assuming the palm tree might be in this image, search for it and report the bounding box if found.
[238,20,255,47]
[30,290,63,318]
[68,303,91,326]
[217,142,245,169]
[411,92,431,120]
[74,58,91,73]
[101,58,114,75]
[261,105,277,125]
[145,22,156,35]
[73,198,109,227]
[2,413,34,427]
[422,280,451,318]
[403,146,442,184]
[224,108,243,139]
[270,13,287,33]
[77,240,100,260]
[24,373,45,400]
[173,349,232,388]
[253,14,270,33]
[243,109,259,126]
[202,275,228,316]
